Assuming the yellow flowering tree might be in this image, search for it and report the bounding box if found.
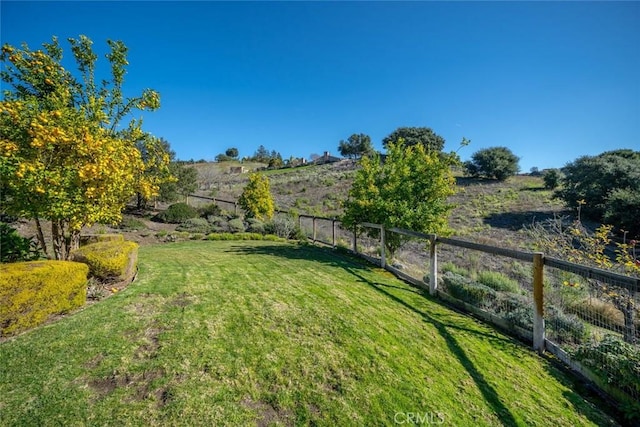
[238,173,274,221]
[0,36,171,259]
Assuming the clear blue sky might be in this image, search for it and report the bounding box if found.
[2,1,639,170]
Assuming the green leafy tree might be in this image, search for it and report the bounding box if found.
[215,153,233,162]
[238,173,274,220]
[253,145,270,163]
[158,162,198,203]
[268,154,283,169]
[342,141,456,256]
[225,147,239,159]
[543,169,561,190]
[464,146,520,181]
[0,36,167,259]
[382,127,445,153]
[136,136,175,209]
[557,150,640,237]
[338,133,374,159]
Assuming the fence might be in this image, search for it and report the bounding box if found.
[186,194,239,215]
[351,222,639,409]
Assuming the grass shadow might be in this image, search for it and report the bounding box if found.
[483,210,563,231]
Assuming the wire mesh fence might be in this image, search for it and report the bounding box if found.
[186,195,238,215]
[543,262,639,401]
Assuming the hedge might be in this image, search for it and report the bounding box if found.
[0,261,88,336]
[71,240,138,281]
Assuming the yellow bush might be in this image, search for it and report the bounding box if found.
[0,261,88,336]
[79,233,124,247]
[71,240,138,281]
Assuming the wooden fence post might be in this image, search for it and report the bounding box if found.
[429,236,438,296]
[533,252,545,354]
[313,217,317,243]
[332,220,336,248]
[380,226,386,268]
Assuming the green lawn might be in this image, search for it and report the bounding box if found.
[0,241,617,426]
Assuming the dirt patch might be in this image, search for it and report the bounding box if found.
[155,387,174,408]
[88,367,168,403]
[88,372,133,398]
[242,398,294,427]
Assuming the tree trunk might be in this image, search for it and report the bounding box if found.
[51,220,64,260]
[67,228,81,256]
[33,216,49,258]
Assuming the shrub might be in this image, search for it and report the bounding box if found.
[543,169,561,190]
[442,272,496,308]
[0,222,41,262]
[205,233,284,242]
[464,147,520,181]
[557,149,640,236]
[155,202,199,223]
[207,233,235,241]
[117,216,147,231]
[198,203,221,218]
[547,306,589,345]
[246,218,266,234]
[265,215,301,239]
[573,334,640,399]
[71,240,138,281]
[0,261,88,336]
[176,217,211,234]
[441,261,469,277]
[228,218,246,233]
[477,271,520,293]
[496,293,533,330]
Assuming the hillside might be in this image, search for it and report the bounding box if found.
[190,161,566,250]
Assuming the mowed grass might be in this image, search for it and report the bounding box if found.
[0,241,616,426]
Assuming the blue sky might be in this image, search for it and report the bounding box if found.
[2,1,639,170]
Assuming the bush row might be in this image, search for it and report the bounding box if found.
[156,202,305,240]
[573,334,640,416]
[71,240,139,282]
[0,261,88,336]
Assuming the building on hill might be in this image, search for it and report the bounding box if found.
[229,166,248,174]
[313,151,342,165]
